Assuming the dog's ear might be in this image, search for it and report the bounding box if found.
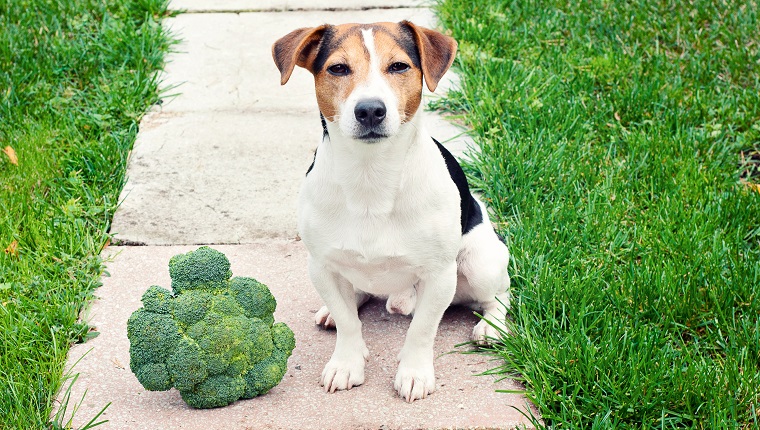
[272,25,329,85]
[401,21,458,92]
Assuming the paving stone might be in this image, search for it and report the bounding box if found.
[60,243,537,429]
[110,110,316,245]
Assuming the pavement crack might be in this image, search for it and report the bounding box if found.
[111,237,148,246]
[204,203,220,215]
[176,6,426,14]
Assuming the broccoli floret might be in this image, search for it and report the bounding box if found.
[230,277,276,326]
[134,362,172,392]
[181,375,246,409]
[141,286,173,314]
[272,322,296,353]
[169,246,232,293]
[173,290,212,326]
[242,349,289,398]
[126,247,295,409]
[242,322,296,398]
[168,339,207,392]
[127,309,181,371]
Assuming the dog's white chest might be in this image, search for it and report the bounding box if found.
[303,209,428,295]
[326,247,419,295]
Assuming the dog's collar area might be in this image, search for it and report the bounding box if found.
[320,113,329,138]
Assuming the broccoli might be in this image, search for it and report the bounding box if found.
[126,246,295,409]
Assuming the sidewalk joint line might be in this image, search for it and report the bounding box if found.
[172,6,427,14]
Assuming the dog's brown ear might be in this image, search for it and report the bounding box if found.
[401,21,457,92]
[272,25,329,85]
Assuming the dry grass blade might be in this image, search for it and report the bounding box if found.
[2,145,18,165]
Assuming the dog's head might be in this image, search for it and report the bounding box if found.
[272,22,457,143]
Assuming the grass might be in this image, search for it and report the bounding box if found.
[0,0,173,427]
[434,0,760,427]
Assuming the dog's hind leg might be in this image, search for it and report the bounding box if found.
[315,289,370,329]
[461,249,511,344]
[455,208,512,345]
[471,290,511,345]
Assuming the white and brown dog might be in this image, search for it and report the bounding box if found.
[272,21,510,402]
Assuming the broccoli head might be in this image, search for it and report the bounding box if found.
[127,246,295,409]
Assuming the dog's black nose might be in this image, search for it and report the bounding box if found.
[354,99,386,128]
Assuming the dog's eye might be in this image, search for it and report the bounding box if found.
[327,64,350,76]
[388,62,410,73]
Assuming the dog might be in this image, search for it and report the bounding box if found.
[272,21,511,402]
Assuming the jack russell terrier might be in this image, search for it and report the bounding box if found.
[272,21,511,402]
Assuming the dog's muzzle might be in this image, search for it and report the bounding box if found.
[354,98,388,141]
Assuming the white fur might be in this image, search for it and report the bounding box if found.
[299,29,511,402]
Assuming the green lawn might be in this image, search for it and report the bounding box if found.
[1,0,758,427]
[435,0,759,427]
[0,0,172,427]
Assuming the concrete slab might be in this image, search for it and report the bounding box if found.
[61,243,537,429]
[110,110,316,245]
[111,8,474,245]
[170,0,426,13]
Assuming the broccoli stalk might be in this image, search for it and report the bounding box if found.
[126,246,295,409]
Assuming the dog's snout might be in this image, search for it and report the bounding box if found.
[354,99,387,128]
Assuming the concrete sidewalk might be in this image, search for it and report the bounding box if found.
[61,0,539,428]
[64,243,536,429]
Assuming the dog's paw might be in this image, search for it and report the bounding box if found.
[472,318,508,345]
[314,305,336,329]
[321,348,369,393]
[386,288,416,315]
[394,356,436,402]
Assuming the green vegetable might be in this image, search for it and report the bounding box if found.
[127,246,295,408]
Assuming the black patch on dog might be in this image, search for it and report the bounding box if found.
[305,114,329,177]
[320,112,329,138]
[311,26,337,74]
[433,138,483,235]
[306,149,317,177]
[396,23,422,68]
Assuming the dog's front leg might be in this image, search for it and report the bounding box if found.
[394,263,457,402]
[308,258,369,392]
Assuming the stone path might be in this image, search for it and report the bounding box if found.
[60,0,538,428]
